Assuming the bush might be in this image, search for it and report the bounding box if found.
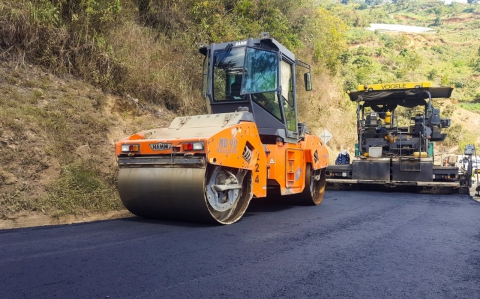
[352,55,372,67]
[380,34,408,50]
[473,59,480,72]
[441,74,450,85]
[427,69,438,80]
[431,45,446,54]
[41,163,122,217]
[451,81,466,88]
[346,28,376,45]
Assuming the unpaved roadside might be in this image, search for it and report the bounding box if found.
[0,210,133,230]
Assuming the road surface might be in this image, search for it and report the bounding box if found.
[1,191,480,298]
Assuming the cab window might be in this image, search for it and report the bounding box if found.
[281,60,296,132]
[212,47,245,101]
[243,48,278,94]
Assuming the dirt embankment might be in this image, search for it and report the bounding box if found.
[0,60,174,229]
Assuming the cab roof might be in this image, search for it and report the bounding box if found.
[198,36,295,61]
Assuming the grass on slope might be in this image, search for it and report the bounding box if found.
[0,60,173,219]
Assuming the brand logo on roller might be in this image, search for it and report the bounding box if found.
[149,142,172,150]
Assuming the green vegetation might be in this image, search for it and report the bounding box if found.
[2,0,478,107]
[331,0,480,104]
[41,163,121,218]
[459,102,480,112]
[0,0,348,113]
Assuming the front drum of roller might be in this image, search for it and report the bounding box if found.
[118,166,252,224]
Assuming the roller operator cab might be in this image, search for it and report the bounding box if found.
[326,82,473,194]
[115,33,329,224]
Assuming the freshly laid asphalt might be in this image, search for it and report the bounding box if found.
[1,190,480,298]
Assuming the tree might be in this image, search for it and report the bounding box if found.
[427,69,438,81]
[392,0,411,9]
[310,7,348,73]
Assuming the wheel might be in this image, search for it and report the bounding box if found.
[205,165,253,224]
[292,164,326,205]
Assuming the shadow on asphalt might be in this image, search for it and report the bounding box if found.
[118,195,316,226]
[120,217,214,228]
[243,196,296,217]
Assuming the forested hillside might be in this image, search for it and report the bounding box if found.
[0,0,479,222]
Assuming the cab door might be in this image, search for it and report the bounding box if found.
[280,59,298,140]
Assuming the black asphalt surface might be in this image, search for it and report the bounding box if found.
[1,191,480,299]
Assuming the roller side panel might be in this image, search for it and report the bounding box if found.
[205,122,267,198]
[264,134,328,196]
[301,134,329,171]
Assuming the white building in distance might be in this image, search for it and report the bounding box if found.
[367,24,436,34]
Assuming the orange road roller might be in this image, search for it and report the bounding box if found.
[115,33,329,224]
